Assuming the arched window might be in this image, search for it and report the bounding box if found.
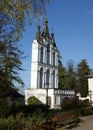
[46,69,50,84]
[53,70,55,88]
[39,68,43,88]
[53,52,55,66]
[47,44,50,64]
[40,47,43,63]
[62,97,69,104]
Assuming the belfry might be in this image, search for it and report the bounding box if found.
[30,20,58,90]
[25,20,75,109]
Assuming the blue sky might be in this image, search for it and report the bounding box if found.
[20,0,93,90]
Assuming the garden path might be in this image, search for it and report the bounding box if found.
[57,115,93,130]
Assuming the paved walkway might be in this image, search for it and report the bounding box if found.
[57,115,93,130]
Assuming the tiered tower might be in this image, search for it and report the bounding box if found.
[30,20,58,89]
[25,20,75,109]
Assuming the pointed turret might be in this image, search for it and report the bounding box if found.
[42,20,50,39]
[51,33,56,47]
[35,25,42,41]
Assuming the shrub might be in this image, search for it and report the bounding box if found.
[80,107,93,116]
[23,104,48,116]
[13,100,21,108]
[80,99,91,108]
[61,97,91,111]
[0,112,46,130]
[27,96,38,105]
[61,97,79,111]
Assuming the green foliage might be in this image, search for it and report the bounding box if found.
[80,99,91,107]
[58,58,92,97]
[76,59,91,97]
[22,105,48,116]
[0,105,10,117]
[0,105,48,129]
[0,115,44,130]
[61,97,77,111]
[13,100,22,108]
[0,40,24,93]
[80,107,93,116]
[58,59,77,90]
[58,64,66,89]
[0,103,48,117]
[27,96,38,105]
[0,8,25,94]
[66,60,77,90]
[0,104,92,130]
[0,0,50,96]
[0,0,50,41]
[61,97,91,112]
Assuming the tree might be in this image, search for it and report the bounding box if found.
[58,64,67,89]
[66,60,77,90]
[0,0,50,94]
[58,59,77,90]
[0,38,24,97]
[0,0,50,44]
[58,50,67,89]
[76,59,91,97]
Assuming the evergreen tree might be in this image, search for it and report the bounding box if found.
[0,36,24,96]
[76,59,91,97]
[58,64,66,89]
[58,59,77,90]
[66,60,77,90]
[58,50,67,89]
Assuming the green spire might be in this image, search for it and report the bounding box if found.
[35,25,42,41]
[42,20,50,38]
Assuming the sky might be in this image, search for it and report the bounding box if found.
[19,0,93,90]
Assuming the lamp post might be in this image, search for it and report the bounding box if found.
[44,83,49,107]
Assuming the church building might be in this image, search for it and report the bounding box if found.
[25,20,75,109]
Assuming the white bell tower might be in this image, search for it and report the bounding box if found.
[30,20,58,89]
[25,20,75,109]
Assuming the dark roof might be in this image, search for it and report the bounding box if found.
[35,25,42,41]
[35,19,57,48]
[8,91,24,98]
[0,90,24,98]
[42,20,50,39]
[51,33,56,47]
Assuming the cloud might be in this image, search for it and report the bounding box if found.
[85,10,93,15]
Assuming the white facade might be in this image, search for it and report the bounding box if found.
[25,89,75,109]
[30,21,58,90]
[30,40,58,89]
[88,76,93,105]
[25,20,75,109]
[76,75,93,106]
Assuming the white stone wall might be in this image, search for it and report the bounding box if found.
[76,77,93,106]
[88,78,93,92]
[30,40,39,89]
[25,89,55,108]
[88,77,93,104]
[25,89,75,109]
